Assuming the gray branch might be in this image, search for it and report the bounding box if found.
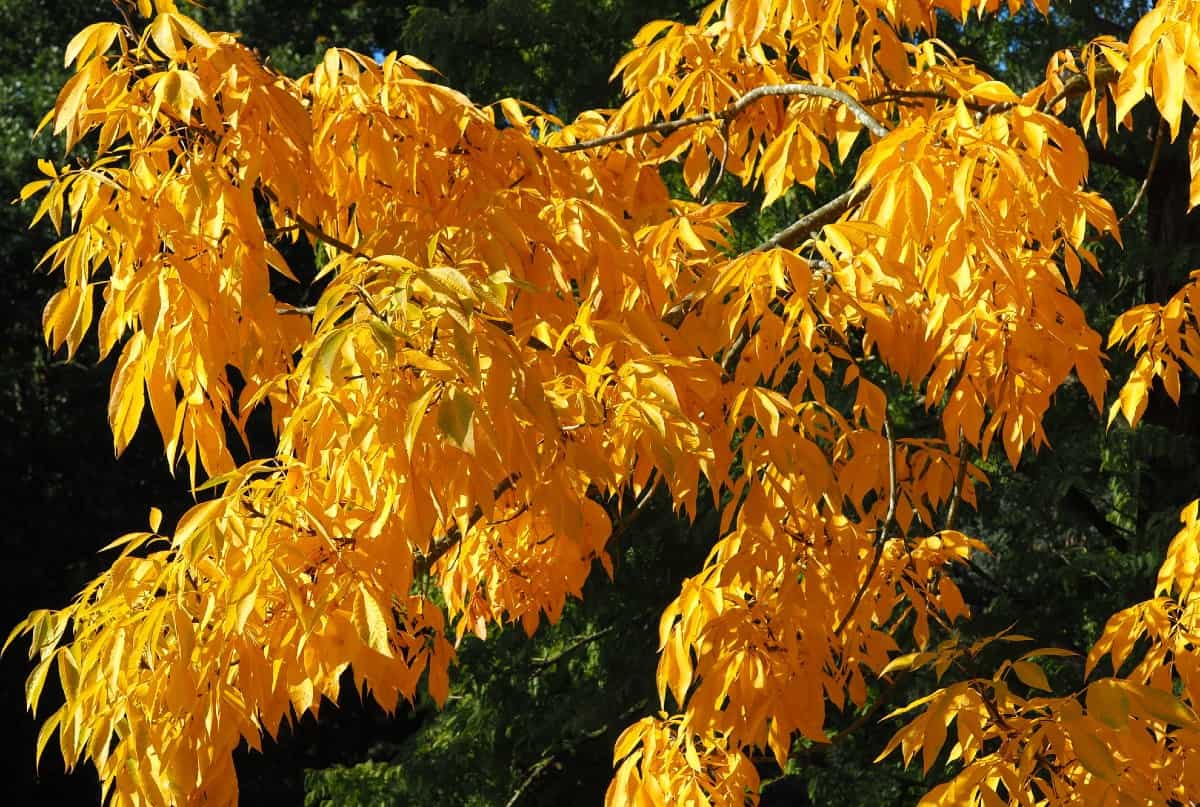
[558,81,889,153]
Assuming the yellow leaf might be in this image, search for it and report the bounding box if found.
[310,328,350,389]
[289,678,314,715]
[970,80,1019,104]
[1065,718,1119,782]
[354,585,392,657]
[63,22,121,68]
[1151,39,1184,140]
[882,652,935,676]
[173,499,225,549]
[420,266,478,304]
[437,387,476,453]
[25,653,54,715]
[1012,660,1051,691]
[428,652,450,707]
[1190,126,1200,210]
[405,384,439,455]
[1086,679,1130,730]
[613,720,648,763]
[35,709,63,771]
[108,331,147,456]
[148,12,184,60]
[921,692,952,772]
[234,584,258,633]
[398,54,440,73]
[1120,681,1200,728]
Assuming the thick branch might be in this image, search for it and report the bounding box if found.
[752,184,869,253]
[559,82,889,153]
[661,184,865,331]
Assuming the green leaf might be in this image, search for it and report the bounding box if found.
[437,388,475,453]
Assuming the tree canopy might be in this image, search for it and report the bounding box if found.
[10,0,1200,804]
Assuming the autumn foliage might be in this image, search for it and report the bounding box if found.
[10,0,1200,803]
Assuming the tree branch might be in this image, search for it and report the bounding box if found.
[414,474,519,576]
[275,304,316,316]
[503,705,644,807]
[530,626,618,671]
[558,82,889,154]
[1122,118,1166,223]
[861,89,999,114]
[608,472,661,544]
[751,184,869,253]
[661,184,863,332]
[505,753,561,807]
[945,432,968,532]
[257,185,374,262]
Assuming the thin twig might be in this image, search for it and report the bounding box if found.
[608,472,661,545]
[258,185,374,261]
[1121,118,1166,223]
[862,64,1118,119]
[834,415,898,638]
[945,431,968,531]
[699,118,733,205]
[504,715,630,807]
[504,754,559,807]
[557,111,719,153]
[1039,65,1119,115]
[112,0,136,34]
[530,626,617,670]
[861,89,1000,114]
[824,670,907,746]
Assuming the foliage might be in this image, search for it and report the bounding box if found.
[303,489,713,806]
[11,0,1200,805]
